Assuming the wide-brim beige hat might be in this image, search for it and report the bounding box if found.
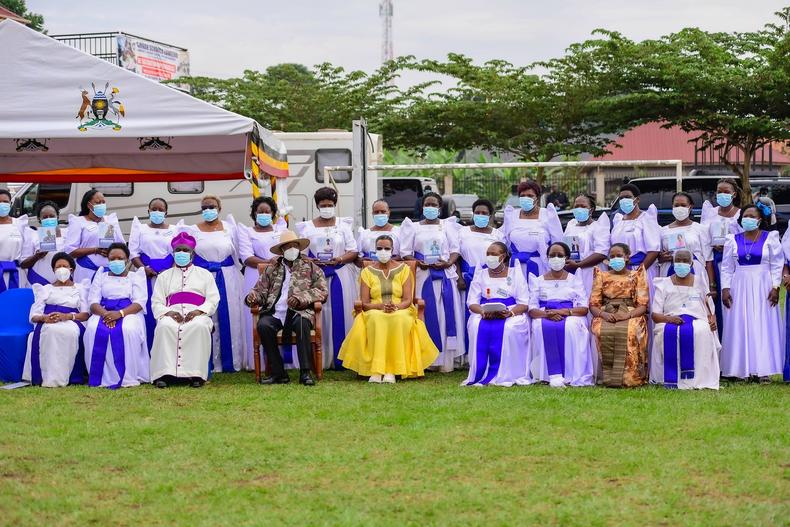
[270,230,310,255]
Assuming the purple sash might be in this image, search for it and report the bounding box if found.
[76,255,101,280]
[193,254,235,373]
[89,297,132,389]
[509,244,540,277]
[785,262,790,383]
[663,314,695,388]
[539,300,574,377]
[415,252,457,354]
[735,231,767,265]
[26,266,50,286]
[628,251,646,270]
[313,258,347,369]
[0,260,19,293]
[469,297,516,385]
[167,291,206,307]
[140,253,174,352]
[30,304,86,386]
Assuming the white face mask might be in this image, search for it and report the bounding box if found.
[54,267,71,283]
[485,255,502,269]
[672,206,691,221]
[376,249,392,264]
[283,247,300,262]
[319,207,335,219]
[548,256,566,272]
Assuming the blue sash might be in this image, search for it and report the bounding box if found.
[539,300,574,377]
[26,265,50,286]
[460,260,476,354]
[0,260,19,293]
[628,251,646,270]
[30,304,86,385]
[663,314,695,389]
[193,254,236,373]
[89,297,132,389]
[468,297,516,385]
[139,253,174,352]
[784,261,790,383]
[415,251,457,353]
[712,248,724,338]
[509,243,540,277]
[76,255,101,280]
[316,261,348,369]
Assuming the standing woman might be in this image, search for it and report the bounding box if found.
[400,192,465,372]
[21,201,67,286]
[454,199,504,291]
[610,184,661,285]
[180,195,246,373]
[782,227,790,383]
[562,193,610,296]
[0,189,28,291]
[464,242,530,386]
[65,189,124,284]
[589,243,650,388]
[720,205,783,383]
[295,187,359,369]
[83,243,148,388]
[129,198,177,352]
[356,199,401,262]
[527,242,593,387]
[501,180,563,279]
[239,196,285,369]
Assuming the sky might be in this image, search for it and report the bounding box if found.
[29,0,788,81]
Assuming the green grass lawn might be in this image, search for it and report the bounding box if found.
[1,371,788,526]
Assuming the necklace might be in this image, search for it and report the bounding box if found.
[743,232,760,261]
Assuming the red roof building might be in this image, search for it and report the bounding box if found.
[0,6,29,24]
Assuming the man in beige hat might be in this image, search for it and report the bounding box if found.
[245,231,328,385]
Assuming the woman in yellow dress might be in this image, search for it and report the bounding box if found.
[339,235,439,383]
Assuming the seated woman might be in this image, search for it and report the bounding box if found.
[464,242,530,387]
[84,242,149,389]
[651,249,720,390]
[339,235,438,383]
[528,242,593,387]
[589,243,649,388]
[23,253,90,387]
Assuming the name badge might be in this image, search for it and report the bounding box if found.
[495,287,509,298]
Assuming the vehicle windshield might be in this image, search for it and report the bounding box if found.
[382,179,420,208]
[451,195,477,207]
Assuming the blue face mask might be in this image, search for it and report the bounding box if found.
[716,193,734,208]
[423,206,439,220]
[202,208,219,222]
[0,203,10,217]
[149,211,166,225]
[256,213,272,227]
[609,257,626,272]
[108,260,127,275]
[741,217,760,232]
[173,250,192,267]
[619,198,635,215]
[519,197,535,212]
[40,217,58,228]
[673,262,692,278]
[91,203,106,218]
[473,214,490,228]
[373,214,389,227]
[572,207,590,223]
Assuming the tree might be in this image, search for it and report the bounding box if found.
[0,0,45,32]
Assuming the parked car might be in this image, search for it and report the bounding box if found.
[378,177,437,223]
[445,193,479,225]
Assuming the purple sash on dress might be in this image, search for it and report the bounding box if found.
[539,300,574,377]
[140,253,174,352]
[509,244,540,277]
[0,260,19,293]
[663,314,696,389]
[30,304,85,386]
[167,291,206,307]
[88,297,132,389]
[193,254,235,373]
[628,251,646,270]
[310,252,347,369]
[415,251,457,354]
[735,231,767,266]
[469,297,516,385]
[26,266,50,286]
[76,255,101,280]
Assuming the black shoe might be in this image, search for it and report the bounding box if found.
[154,380,168,389]
[259,375,290,385]
[190,378,205,388]
[299,372,315,386]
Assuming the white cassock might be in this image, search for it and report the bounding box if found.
[150,265,220,381]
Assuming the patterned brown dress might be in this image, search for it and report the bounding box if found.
[590,266,649,387]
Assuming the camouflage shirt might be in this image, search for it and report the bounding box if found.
[245,256,328,325]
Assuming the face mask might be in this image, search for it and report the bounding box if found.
[373,214,389,227]
[572,207,590,223]
[0,203,11,217]
[108,260,127,276]
[519,197,535,212]
[673,262,692,278]
[672,207,690,221]
[91,203,106,218]
[319,207,335,220]
[173,251,192,267]
[423,206,439,220]
[548,256,566,272]
[485,255,502,269]
[609,257,626,272]
[202,208,218,222]
[149,211,166,225]
[376,249,392,264]
[473,214,490,228]
[741,217,760,232]
[283,247,300,262]
[54,267,71,283]
[256,213,272,227]
[619,198,635,215]
[41,217,58,229]
[716,193,734,208]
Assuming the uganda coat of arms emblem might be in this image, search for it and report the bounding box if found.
[77,82,125,131]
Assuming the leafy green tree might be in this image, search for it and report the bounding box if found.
[0,0,45,32]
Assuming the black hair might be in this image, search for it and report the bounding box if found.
[250,196,277,219]
[50,251,75,271]
[375,234,394,247]
[79,189,100,216]
[421,191,443,207]
[0,189,11,201]
[671,192,694,207]
[148,197,169,212]
[547,241,571,258]
[36,200,60,219]
[107,242,130,259]
[517,180,542,197]
[576,193,596,211]
[716,178,742,207]
[314,186,338,205]
[472,198,495,215]
[619,183,641,197]
[489,241,511,263]
[610,242,632,257]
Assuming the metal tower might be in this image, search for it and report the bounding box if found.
[379,0,393,64]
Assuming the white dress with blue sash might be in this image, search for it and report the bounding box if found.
[64,214,125,283]
[21,224,68,286]
[501,205,563,279]
[563,214,610,296]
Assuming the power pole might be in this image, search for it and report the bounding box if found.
[379,0,393,64]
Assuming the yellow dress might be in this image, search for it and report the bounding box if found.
[339,264,439,377]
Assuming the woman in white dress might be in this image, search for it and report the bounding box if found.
[23,253,90,387]
[610,183,661,285]
[720,205,783,383]
[356,199,402,262]
[562,193,609,296]
[295,187,359,370]
[651,250,720,389]
[65,189,125,283]
[401,192,465,371]
[0,189,27,291]
[84,243,148,388]
[528,242,593,387]
[20,201,67,286]
[782,226,790,383]
[129,198,177,352]
[501,180,563,280]
[239,196,286,369]
[180,195,246,373]
[464,242,530,386]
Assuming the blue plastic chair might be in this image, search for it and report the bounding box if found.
[0,288,34,382]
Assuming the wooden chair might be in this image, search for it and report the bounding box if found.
[353,260,425,319]
[250,262,323,382]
